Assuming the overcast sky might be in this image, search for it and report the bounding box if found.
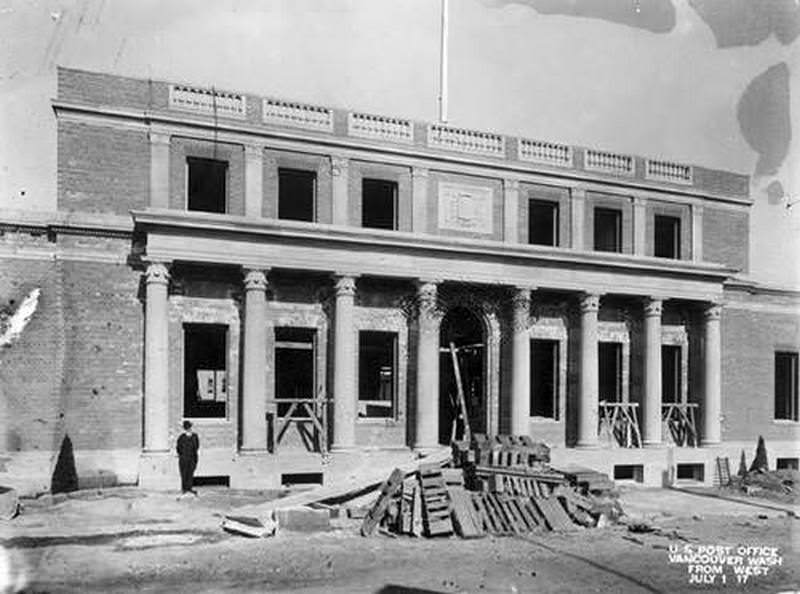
[0,0,797,287]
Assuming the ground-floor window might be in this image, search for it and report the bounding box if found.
[775,351,798,421]
[274,327,316,417]
[662,345,682,403]
[358,331,397,418]
[598,342,623,402]
[183,323,228,418]
[530,339,559,419]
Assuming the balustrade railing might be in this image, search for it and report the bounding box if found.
[427,124,505,157]
[662,402,699,447]
[348,112,413,143]
[518,138,573,167]
[262,98,333,132]
[599,401,642,448]
[585,149,635,175]
[646,159,693,184]
[169,85,246,118]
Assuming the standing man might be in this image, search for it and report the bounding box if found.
[176,420,200,496]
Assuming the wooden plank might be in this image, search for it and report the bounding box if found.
[411,485,423,537]
[361,468,405,536]
[448,486,483,538]
[472,494,495,533]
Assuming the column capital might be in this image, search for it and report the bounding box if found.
[145,262,170,285]
[330,155,349,176]
[503,178,520,192]
[243,269,268,291]
[412,166,430,179]
[148,131,171,146]
[571,186,587,198]
[579,293,601,313]
[511,286,532,310]
[632,194,648,206]
[334,274,357,297]
[244,143,264,158]
[643,297,663,318]
[704,302,723,321]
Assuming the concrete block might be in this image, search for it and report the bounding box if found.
[274,506,330,532]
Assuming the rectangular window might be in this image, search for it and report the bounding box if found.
[187,157,227,213]
[358,331,397,418]
[184,324,228,418]
[775,351,798,421]
[278,168,316,221]
[594,208,622,252]
[528,200,559,246]
[654,215,681,259]
[662,345,682,403]
[274,327,316,417]
[362,179,397,230]
[598,342,623,402]
[530,339,559,418]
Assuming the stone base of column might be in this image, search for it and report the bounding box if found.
[138,451,179,490]
[574,441,600,449]
[700,439,722,448]
[643,441,665,449]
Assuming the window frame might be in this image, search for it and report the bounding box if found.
[593,207,623,253]
[357,330,399,420]
[654,214,682,259]
[775,351,799,422]
[278,167,318,222]
[528,199,560,247]
[185,156,229,214]
[182,322,229,420]
[361,178,399,231]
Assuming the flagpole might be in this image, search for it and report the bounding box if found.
[438,0,449,123]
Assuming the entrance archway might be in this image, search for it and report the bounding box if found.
[439,306,486,444]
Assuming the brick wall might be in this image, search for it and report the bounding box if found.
[722,305,800,442]
[57,121,149,214]
[703,206,749,271]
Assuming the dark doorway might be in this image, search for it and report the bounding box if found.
[184,323,228,418]
[274,327,316,416]
[598,342,623,402]
[662,345,681,403]
[531,339,559,419]
[439,307,485,444]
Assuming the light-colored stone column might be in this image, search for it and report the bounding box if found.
[331,156,349,226]
[642,297,663,446]
[332,274,357,450]
[633,196,647,256]
[577,293,600,448]
[702,303,722,446]
[510,287,532,436]
[412,167,429,234]
[503,178,520,243]
[691,203,704,262]
[149,131,171,209]
[415,279,440,450]
[241,269,269,451]
[144,262,170,452]
[570,187,586,250]
[244,144,264,218]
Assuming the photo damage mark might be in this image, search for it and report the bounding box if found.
[689,0,800,47]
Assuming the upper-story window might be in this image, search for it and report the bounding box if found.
[775,351,798,421]
[362,179,397,230]
[187,157,227,213]
[278,168,316,222]
[528,200,559,246]
[654,215,681,259]
[594,207,622,253]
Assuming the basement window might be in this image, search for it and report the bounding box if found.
[530,339,559,419]
[654,215,681,259]
[362,179,397,230]
[594,207,622,253]
[278,168,316,222]
[613,464,643,482]
[774,351,798,421]
[358,331,397,419]
[184,324,228,418]
[676,463,704,481]
[776,458,799,470]
[187,157,227,213]
[528,200,559,246]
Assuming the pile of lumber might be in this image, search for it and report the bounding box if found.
[360,435,619,539]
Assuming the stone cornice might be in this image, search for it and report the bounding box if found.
[0,209,133,238]
[132,208,736,284]
[52,99,753,208]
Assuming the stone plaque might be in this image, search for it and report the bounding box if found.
[438,182,493,234]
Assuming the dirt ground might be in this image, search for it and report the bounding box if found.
[1,486,797,594]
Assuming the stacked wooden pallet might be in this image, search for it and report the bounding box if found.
[558,466,615,495]
[419,463,454,537]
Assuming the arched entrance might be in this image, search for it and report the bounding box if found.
[439,306,486,444]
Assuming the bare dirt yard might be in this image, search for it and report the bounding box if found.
[1,486,797,593]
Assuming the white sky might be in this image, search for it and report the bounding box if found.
[0,0,797,288]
